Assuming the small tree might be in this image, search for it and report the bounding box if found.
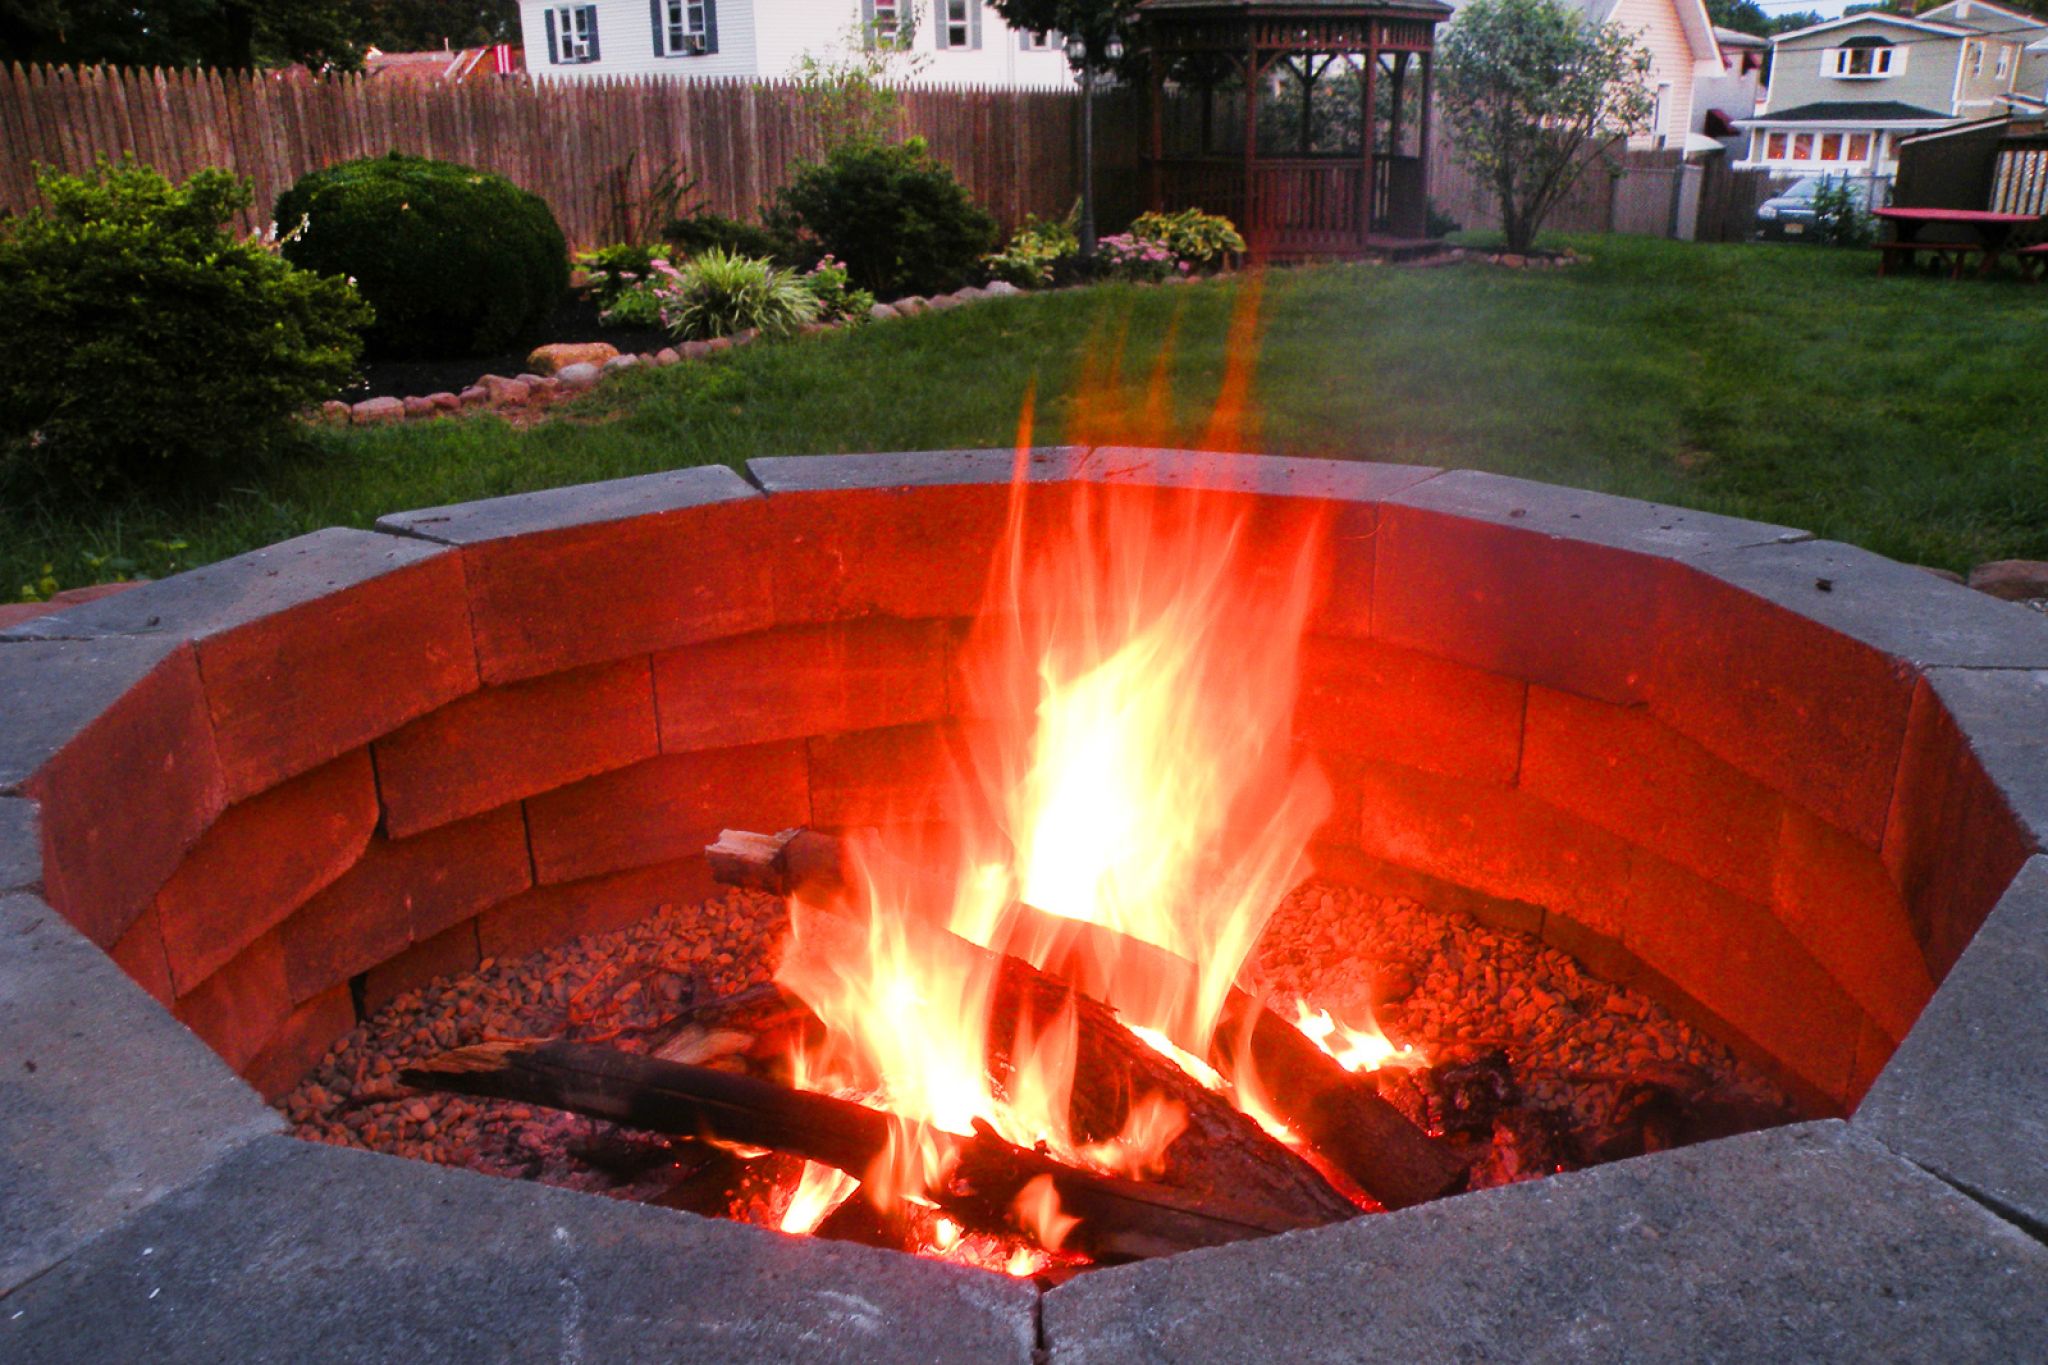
[789,8,930,149]
[1438,0,1655,254]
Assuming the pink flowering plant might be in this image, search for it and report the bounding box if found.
[1095,232,1180,283]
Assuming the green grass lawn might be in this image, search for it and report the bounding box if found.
[9,233,2048,596]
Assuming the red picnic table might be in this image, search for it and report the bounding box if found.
[1872,207,2044,279]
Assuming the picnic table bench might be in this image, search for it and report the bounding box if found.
[1873,208,2044,279]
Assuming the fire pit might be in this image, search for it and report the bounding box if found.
[3,447,2045,1357]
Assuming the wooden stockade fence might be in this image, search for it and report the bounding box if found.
[0,63,1143,248]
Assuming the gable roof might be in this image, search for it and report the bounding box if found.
[1917,1,2048,35]
[1737,99,1957,125]
[1771,13,1971,44]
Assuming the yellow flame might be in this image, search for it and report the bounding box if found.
[1291,1000,1425,1073]
[780,1161,860,1235]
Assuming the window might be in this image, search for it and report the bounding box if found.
[937,0,981,50]
[1829,41,1895,77]
[1020,29,1056,51]
[652,0,711,56]
[1767,131,1789,159]
[547,4,599,63]
[1970,41,1983,77]
[1792,133,1814,160]
[1653,82,1672,143]
[1819,132,1842,160]
[1847,132,1871,161]
[863,0,903,49]
[1997,44,2011,79]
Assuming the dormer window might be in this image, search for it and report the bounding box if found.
[1827,37,1898,78]
[546,4,599,63]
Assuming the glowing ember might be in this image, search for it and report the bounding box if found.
[1291,1000,1425,1074]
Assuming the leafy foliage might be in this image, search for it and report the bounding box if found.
[984,211,1081,288]
[1130,209,1244,270]
[1438,0,1655,254]
[354,0,518,51]
[654,248,821,340]
[0,0,364,70]
[664,209,793,265]
[797,254,876,325]
[769,136,998,298]
[0,159,369,495]
[788,13,928,148]
[1810,177,1874,247]
[277,152,568,359]
[577,243,663,309]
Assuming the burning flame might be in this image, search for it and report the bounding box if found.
[1292,1000,1424,1074]
[771,281,1345,1270]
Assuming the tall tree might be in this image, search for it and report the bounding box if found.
[0,0,362,70]
[1438,0,1655,254]
[357,1,520,53]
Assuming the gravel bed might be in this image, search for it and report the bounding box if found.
[282,878,1794,1222]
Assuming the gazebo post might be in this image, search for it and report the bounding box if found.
[1148,48,1165,213]
[1389,51,1407,159]
[1418,48,1434,215]
[1361,41,1378,249]
[1244,33,1261,254]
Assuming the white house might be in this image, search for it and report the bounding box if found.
[516,0,1075,87]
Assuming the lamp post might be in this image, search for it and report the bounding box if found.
[1067,30,1124,262]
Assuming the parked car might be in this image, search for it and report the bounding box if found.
[1753,176,1873,242]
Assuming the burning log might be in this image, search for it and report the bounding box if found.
[706,827,1467,1210]
[634,931,1361,1226]
[400,1040,1336,1263]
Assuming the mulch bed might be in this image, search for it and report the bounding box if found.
[342,293,670,403]
[281,875,1794,1240]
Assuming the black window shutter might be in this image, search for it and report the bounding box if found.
[545,7,560,62]
[583,5,600,61]
[651,0,666,56]
[703,0,718,53]
[861,0,876,49]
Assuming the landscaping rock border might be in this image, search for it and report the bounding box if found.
[324,280,1033,429]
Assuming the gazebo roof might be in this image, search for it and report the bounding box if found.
[1137,0,1452,16]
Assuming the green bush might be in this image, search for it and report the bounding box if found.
[276,152,568,359]
[664,209,792,265]
[0,160,369,496]
[1129,209,1246,271]
[984,212,1079,289]
[576,242,662,310]
[655,249,820,340]
[769,137,997,298]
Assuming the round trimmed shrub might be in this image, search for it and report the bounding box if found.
[769,137,998,299]
[276,153,568,359]
[0,160,370,497]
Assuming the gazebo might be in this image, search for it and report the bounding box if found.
[1135,0,1454,257]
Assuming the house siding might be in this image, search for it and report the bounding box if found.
[1762,20,1962,116]
[1604,0,1706,146]
[519,0,1072,86]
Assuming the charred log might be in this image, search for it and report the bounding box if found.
[401,1040,1338,1263]
[706,826,1466,1210]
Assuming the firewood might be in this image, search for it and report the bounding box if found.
[706,827,1467,1210]
[401,1040,1335,1263]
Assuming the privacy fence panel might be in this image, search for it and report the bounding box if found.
[0,64,1144,248]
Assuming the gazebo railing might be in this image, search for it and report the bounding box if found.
[1151,154,1428,253]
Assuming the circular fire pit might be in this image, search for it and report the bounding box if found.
[2,449,2044,1358]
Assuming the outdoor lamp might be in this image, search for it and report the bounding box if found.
[1066,34,1087,64]
[1106,35,1124,61]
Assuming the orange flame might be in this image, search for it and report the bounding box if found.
[771,281,1331,1268]
[1291,999,1424,1073]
